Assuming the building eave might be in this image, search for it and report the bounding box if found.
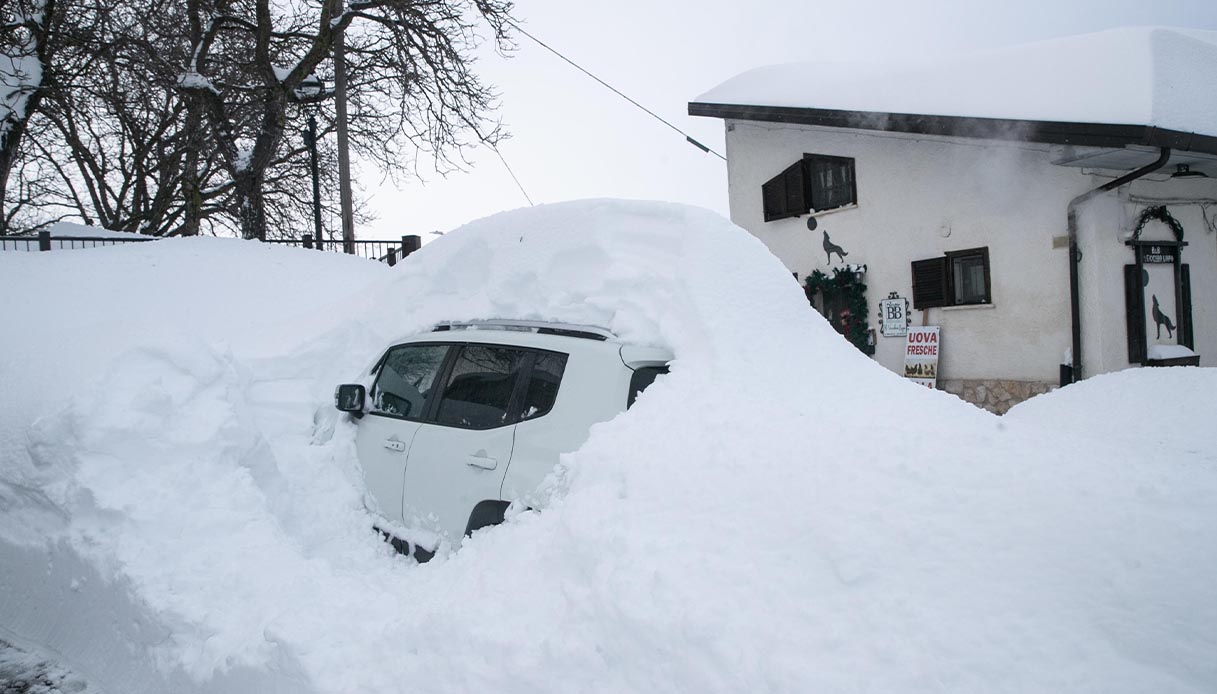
[687,102,1217,157]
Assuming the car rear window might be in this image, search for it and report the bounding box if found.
[521,352,568,420]
[628,365,668,408]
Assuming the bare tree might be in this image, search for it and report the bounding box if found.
[2,0,511,240]
[0,0,58,234]
[28,0,227,236]
[176,0,514,240]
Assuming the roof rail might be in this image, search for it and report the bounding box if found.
[432,319,615,342]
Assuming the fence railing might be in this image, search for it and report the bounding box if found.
[0,231,422,266]
[264,234,422,266]
[0,232,156,252]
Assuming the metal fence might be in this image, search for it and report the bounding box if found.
[0,232,155,252]
[1,231,421,266]
[264,234,422,266]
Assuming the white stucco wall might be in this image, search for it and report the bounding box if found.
[722,119,1217,383]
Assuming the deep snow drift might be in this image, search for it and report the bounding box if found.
[1,201,1215,693]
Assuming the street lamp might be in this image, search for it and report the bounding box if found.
[299,76,325,249]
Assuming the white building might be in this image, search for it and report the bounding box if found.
[691,27,1217,412]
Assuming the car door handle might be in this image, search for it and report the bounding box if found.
[466,453,497,470]
[383,439,406,452]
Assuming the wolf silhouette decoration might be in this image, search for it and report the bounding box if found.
[822,231,848,264]
[1151,294,1176,339]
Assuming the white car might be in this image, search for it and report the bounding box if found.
[335,320,670,558]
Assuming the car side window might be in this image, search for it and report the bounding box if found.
[370,344,449,419]
[521,351,568,420]
[628,365,669,408]
[434,345,529,430]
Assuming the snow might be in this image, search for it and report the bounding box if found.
[0,639,94,693]
[46,222,142,239]
[695,27,1217,135]
[176,71,218,94]
[233,143,253,172]
[1147,344,1198,360]
[1,202,1216,693]
[1006,367,1216,453]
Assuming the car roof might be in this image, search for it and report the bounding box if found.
[384,320,673,364]
[434,319,615,341]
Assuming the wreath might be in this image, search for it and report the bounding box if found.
[1132,205,1184,242]
[804,267,874,355]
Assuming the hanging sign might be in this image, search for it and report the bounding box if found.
[879,294,909,337]
[904,326,940,388]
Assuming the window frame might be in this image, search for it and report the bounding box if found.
[366,342,453,422]
[366,341,570,430]
[428,344,534,431]
[803,153,858,214]
[945,247,992,306]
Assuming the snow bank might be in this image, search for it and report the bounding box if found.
[46,221,146,239]
[1006,366,1217,453]
[0,638,96,693]
[695,26,1217,134]
[2,202,1216,693]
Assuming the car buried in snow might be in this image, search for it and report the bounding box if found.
[334,319,670,560]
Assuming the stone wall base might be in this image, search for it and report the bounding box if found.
[938,379,1055,415]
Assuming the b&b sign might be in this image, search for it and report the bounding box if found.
[879,296,908,337]
[1140,245,1177,264]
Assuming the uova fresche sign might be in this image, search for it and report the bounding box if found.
[904,326,940,388]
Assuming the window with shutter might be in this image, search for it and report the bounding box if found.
[761,160,807,222]
[911,257,949,309]
[911,247,991,309]
[761,154,857,223]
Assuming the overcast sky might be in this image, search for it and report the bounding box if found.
[356,0,1217,240]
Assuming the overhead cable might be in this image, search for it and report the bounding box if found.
[510,22,726,161]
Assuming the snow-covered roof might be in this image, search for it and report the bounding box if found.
[47,221,142,239]
[693,27,1217,142]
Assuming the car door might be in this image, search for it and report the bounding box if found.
[401,343,532,541]
[355,342,450,523]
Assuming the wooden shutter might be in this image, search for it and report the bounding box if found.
[1180,264,1193,349]
[761,160,806,222]
[911,257,948,309]
[1124,264,1146,364]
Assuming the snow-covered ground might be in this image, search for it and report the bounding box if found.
[1,200,1215,693]
[0,640,93,694]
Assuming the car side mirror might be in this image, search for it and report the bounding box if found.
[335,384,366,414]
